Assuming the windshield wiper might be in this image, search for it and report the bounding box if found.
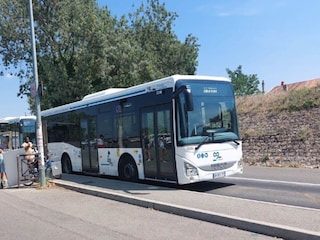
[195,136,240,150]
[232,139,240,145]
[195,136,210,150]
[195,130,215,150]
[217,138,240,145]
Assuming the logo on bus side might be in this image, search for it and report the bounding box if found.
[213,152,222,161]
[197,153,208,159]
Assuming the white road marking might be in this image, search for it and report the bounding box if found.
[227,176,320,187]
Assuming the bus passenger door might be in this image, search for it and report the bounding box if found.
[80,118,99,173]
[141,104,177,182]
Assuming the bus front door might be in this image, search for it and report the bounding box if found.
[80,118,99,173]
[141,104,177,182]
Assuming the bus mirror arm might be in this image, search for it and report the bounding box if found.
[173,85,194,111]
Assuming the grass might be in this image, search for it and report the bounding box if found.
[236,84,320,114]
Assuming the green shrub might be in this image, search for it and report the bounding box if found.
[286,88,317,111]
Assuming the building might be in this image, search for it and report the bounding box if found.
[269,78,320,93]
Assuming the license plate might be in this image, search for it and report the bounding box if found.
[213,171,226,179]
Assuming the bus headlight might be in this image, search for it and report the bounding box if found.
[185,162,198,176]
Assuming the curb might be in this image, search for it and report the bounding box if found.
[53,180,320,240]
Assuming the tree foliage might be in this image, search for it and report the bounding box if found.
[0,0,199,112]
[226,65,260,96]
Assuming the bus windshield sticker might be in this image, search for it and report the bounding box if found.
[203,87,217,94]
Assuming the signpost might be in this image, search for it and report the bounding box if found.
[28,0,45,187]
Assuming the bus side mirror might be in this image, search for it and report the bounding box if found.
[173,85,194,111]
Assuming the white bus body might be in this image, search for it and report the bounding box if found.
[42,75,243,184]
[0,115,37,150]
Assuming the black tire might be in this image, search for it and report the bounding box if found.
[22,172,36,186]
[62,154,72,174]
[54,174,62,179]
[23,180,34,186]
[119,159,138,182]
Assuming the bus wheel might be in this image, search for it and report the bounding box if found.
[119,160,138,182]
[62,155,72,174]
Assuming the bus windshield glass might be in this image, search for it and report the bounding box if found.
[175,80,239,146]
[20,118,37,146]
[0,117,36,149]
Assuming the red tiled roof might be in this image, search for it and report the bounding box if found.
[269,78,320,93]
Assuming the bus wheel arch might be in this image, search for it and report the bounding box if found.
[61,153,72,174]
[118,154,138,182]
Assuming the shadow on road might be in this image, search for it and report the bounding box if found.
[178,181,235,192]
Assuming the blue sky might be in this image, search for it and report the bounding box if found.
[1,0,319,118]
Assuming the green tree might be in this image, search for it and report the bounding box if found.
[0,0,199,112]
[127,0,199,82]
[99,0,199,88]
[0,0,107,109]
[226,65,260,96]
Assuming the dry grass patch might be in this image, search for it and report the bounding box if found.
[236,85,320,114]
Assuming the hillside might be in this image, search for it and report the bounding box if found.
[236,85,320,168]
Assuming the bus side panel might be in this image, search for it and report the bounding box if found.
[98,148,144,179]
[47,142,82,172]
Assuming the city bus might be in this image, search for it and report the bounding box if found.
[0,116,37,150]
[41,75,243,184]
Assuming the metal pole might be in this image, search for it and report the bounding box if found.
[28,0,46,187]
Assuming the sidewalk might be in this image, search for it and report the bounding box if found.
[52,174,320,240]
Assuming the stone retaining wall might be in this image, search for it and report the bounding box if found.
[239,106,320,168]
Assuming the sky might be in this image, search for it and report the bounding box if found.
[1,0,320,118]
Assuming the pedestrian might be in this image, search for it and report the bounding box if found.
[143,132,151,161]
[97,134,105,148]
[0,147,8,188]
[159,135,167,162]
[22,136,35,163]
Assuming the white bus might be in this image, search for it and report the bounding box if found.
[41,75,243,184]
[0,116,37,150]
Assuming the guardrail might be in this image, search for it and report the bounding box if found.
[16,153,39,188]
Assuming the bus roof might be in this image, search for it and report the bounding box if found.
[41,74,230,117]
[0,116,36,124]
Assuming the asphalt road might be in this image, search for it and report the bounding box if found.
[180,166,320,209]
[0,187,279,240]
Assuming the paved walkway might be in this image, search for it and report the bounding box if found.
[52,174,320,240]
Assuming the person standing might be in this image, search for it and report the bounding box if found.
[0,147,8,188]
[143,133,151,161]
[22,136,35,162]
[159,135,167,162]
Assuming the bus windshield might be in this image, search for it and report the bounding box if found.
[20,118,37,147]
[0,116,36,149]
[175,80,239,146]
